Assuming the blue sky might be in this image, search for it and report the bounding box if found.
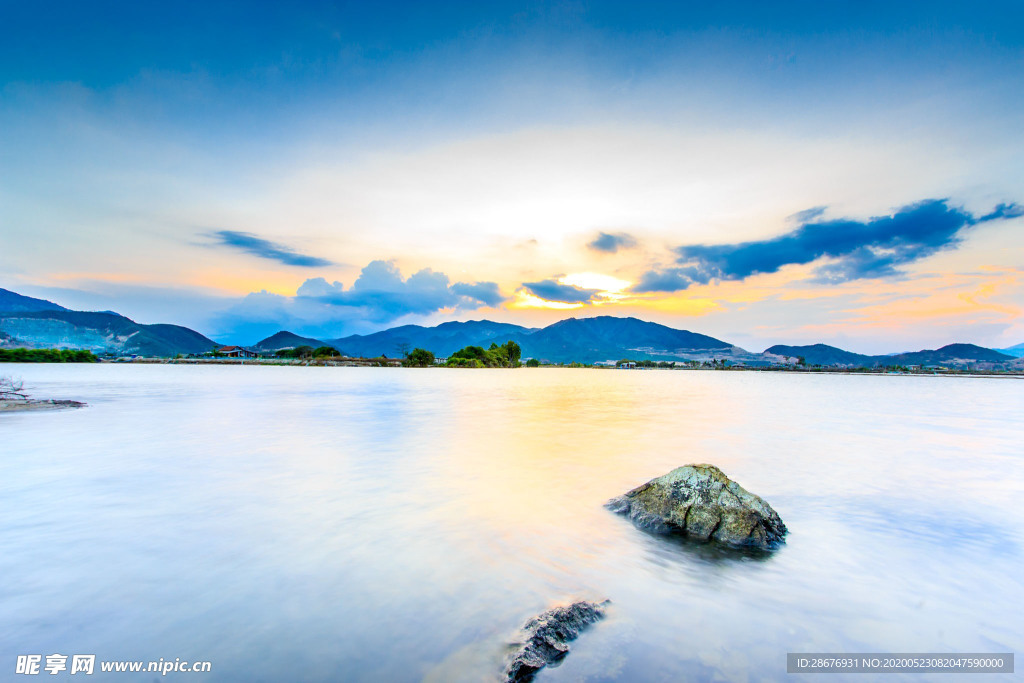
[2,1,1023,350]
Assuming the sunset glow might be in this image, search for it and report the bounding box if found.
[1,2,1021,353]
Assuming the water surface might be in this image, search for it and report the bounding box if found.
[2,365,1021,681]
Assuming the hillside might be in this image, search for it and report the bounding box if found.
[886,343,1015,367]
[511,316,736,364]
[0,288,68,313]
[765,343,878,367]
[0,310,217,356]
[998,342,1024,358]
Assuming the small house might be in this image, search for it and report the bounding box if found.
[216,345,258,359]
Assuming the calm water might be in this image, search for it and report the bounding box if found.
[1,365,1021,682]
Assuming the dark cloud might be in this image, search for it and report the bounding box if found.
[979,202,1024,222]
[588,231,638,253]
[634,199,1020,293]
[634,266,713,293]
[210,230,333,267]
[294,260,503,321]
[450,281,506,307]
[520,279,600,304]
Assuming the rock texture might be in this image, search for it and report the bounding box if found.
[505,600,608,682]
[607,464,786,550]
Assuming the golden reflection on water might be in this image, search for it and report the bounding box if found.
[4,364,1023,683]
[413,369,764,597]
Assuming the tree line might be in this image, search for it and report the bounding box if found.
[272,345,341,359]
[0,348,99,363]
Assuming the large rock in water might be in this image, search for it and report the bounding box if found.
[505,601,608,682]
[607,464,787,550]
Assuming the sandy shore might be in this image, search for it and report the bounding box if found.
[0,399,86,412]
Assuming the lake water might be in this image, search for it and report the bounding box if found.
[1,364,1021,681]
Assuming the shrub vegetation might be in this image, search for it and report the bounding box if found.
[446,340,521,368]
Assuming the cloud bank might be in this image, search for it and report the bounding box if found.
[293,260,506,320]
[210,230,334,267]
[520,279,601,304]
[635,199,1022,292]
[215,260,508,342]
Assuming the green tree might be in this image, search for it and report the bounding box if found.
[276,345,314,359]
[404,348,435,367]
[447,341,523,367]
[504,340,521,365]
[451,345,487,361]
[526,358,540,367]
[312,346,339,358]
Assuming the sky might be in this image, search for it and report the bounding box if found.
[2,0,1023,352]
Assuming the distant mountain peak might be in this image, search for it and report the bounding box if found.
[253,330,328,351]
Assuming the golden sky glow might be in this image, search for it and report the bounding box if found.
[559,272,631,293]
[2,5,1022,352]
[511,291,585,311]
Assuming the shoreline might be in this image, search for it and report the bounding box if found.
[5,357,1018,378]
[143,358,1024,377]
[0,399,87,413]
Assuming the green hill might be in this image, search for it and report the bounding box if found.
[510,316,734,363]
[886,343,1014,366]
[254,330,330,352]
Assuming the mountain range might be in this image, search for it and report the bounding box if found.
[766,342,1016,368]
[499,316,736,365]
[327,320,534,358]
[1,286,1021,368]
[765,343,877,367]
[245,317,737,363]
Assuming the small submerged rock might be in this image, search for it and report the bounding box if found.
[607,464,787,550]
[505,600,608,683]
